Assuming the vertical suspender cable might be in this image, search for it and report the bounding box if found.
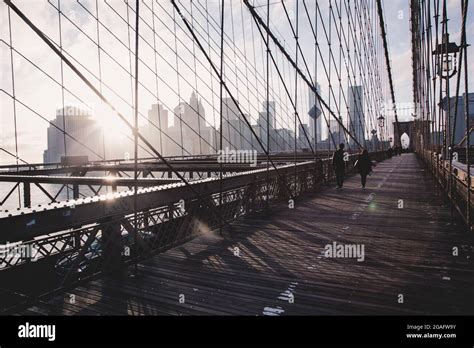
[266,0,270,209]
[219,0,225,234]
[376,0,401,150]
[461,0,471,230]
[57,0,69,199]
[7,6,21,207]
[133,0,140,273]
[294,0,299,195]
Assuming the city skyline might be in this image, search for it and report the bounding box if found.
[0,0,472,336]
[5,1,473,164]
[42,82,386,164]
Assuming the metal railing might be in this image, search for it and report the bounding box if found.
[0,151,387,312]
[419,150,473,232]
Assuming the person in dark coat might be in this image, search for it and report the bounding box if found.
[355,149,373,188]
[332,143,346,188]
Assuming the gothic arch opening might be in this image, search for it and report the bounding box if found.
[400,133,410,150]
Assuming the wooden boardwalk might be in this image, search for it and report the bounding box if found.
[22,153,474,315]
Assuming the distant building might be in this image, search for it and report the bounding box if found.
[143,103,168,154]
[43,106,104,163]
[219,98,244,150]
[167,92,215,156]
[239,114,253,150]
[261,100,276,129]
[298,123,310,149]
[251,124,262,151]
[256,100,277,152]
[328,119,344,147]
[439,92,474,145]
[308,82,322,144]
[277,128,295,152]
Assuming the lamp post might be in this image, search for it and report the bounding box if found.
[377,115,385,150]
[432,33,460,80]
[432,31,461,221]
[371,129,377,151]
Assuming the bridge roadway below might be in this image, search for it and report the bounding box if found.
[21,153,474,315]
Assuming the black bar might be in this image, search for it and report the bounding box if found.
[0,316,473,345]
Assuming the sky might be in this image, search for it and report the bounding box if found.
[0,0,473,165]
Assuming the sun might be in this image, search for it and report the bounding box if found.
[95,103,133,140]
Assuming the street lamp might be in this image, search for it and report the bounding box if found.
[377,115,385,128]
[371,129,377,151]
[432,33,460,159]
[432,33,460,79]
[377,116,385,151]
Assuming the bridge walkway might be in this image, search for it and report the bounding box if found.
[22,153,474,315]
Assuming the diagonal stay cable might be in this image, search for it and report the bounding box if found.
[185,0,298,151]
[0,148,29,166]
[376,0,401,145]
[3,0,231,229]
[249,7,316,156]
[171,0,295,201]
[0,89,108,160]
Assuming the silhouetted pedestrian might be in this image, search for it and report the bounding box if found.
[316,159,324,183]
[355,149,373,188]
[332,143,346,188]
[396,146,402,156]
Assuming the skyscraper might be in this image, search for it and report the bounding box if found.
[348,85,365,147]
[166,92,215,156]
[308,82,322,144]
[171,91,206,155]
[43,106,104,163]
[257,100,276,152]
[221,97,242,149]
[328,119,344,148]
[259,100,276,128]
[298,123,310,149]
[439,92,474,145]
[143,103,168,154]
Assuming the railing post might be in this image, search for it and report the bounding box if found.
[246,179,257,213]
[278,175,288,201]
[23,182,30,208]
[72,184,79,199]
[101,218,124,273]
[167,203,175,220]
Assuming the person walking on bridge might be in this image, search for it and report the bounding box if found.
[332,143,346,189]
[355,149,373,188]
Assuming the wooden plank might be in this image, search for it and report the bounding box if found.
[19,154,474,315]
